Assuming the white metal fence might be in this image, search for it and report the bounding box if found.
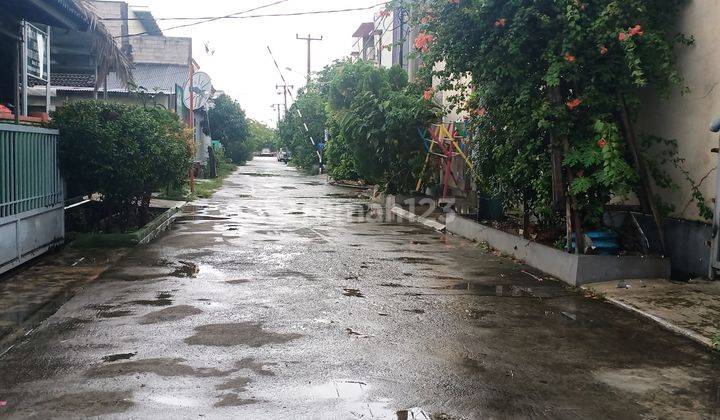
[0,123,64,275]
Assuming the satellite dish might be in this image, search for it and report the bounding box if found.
[183,71,212,110]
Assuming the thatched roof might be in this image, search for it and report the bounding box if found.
[72,0,134,89]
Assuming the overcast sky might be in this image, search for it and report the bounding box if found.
[127,0,382,126]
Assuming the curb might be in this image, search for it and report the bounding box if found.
[390,206,445,231]
[72,203,184,248]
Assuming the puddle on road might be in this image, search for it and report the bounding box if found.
[395,257,441,265]
[29,391,134,417]
[396,408,451,420]
[184,322,302,347]
[170,261,199,278]
[403,309,425,314]
[86,357,228,378]
[138,305,203,325]
[237,172,279,177]
[342,288,365,298]
[325,193,363,199]
[102,352,137,363]
[226,279,251,285]
[97,310,134,319]
[131,292,173,307]
[175,215,230,222]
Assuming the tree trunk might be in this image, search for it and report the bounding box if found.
[548,86,584,254]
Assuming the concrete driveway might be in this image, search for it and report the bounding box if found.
[0,157,718,419]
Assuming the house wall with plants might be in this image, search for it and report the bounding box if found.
[635,1,720,223]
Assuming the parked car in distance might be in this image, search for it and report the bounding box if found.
[259,148,275,157]
[277,148,289,163]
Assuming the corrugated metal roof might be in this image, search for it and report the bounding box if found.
[353,22,374,38]
[54,63,191,93]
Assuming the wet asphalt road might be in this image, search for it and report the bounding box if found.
[1,157,720,419]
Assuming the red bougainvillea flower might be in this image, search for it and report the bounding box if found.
[448,0,461,4]
[598,138,607,148]
[495,18,507,28]
[378,9,391,18]
[414,33,435,53]
[566,98,582,110]
[423,89,434,101]
[600,46,608,55]
[564,53,576,63]
[618,32,628,41]
[420,15,433,24]
[629,24,644,37]
[475,107,487,117]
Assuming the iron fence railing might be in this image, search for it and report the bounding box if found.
[0,123,63,219]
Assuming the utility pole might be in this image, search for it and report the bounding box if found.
[271,103,283,125]
[276,83,293,112]
[296,34,323,86]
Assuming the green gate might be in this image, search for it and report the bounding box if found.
[0,123,64,274]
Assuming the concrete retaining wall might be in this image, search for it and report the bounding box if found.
[446,213,670,286]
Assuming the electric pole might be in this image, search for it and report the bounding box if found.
[271,103,283,125]
[276,83,293,112]
[296,34,323,86]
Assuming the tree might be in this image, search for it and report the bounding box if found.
[208,94,251,164]
[278,60,438,192]
[246,119,279,153]
[277,89,327,172]
[395,0,702,241]
[53,101,193,230]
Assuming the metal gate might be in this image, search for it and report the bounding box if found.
[0,123,64,275]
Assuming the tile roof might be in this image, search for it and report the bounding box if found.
[54,63,191,93]
[28,73,96,88]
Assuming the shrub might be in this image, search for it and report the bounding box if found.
[278,60,438,192]
[53,101,193,230]
[208,94,251,164]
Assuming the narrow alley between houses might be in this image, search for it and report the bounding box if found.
[0,158,718,419]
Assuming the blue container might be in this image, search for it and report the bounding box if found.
[572,231,620,255]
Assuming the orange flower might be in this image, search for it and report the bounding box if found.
[495,18,507,28]
[414,32,435,53]
[598,138,607,148]
[629,24,644,37]
[600,46,608,55]
[566,98,582,110]
[423,89,434,101]
[475,107,487,117]
[420,15,434,24]
[564,53,576,63]
[618,32,628,41]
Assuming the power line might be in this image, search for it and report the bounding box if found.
[115,0,288,38]
[113,3,388,39]
[266,45,323,172]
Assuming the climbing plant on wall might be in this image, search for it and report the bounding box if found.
[394,0,701,250]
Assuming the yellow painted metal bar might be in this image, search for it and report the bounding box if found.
[416,139,435,192]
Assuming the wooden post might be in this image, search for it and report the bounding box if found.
[616,94,666,254]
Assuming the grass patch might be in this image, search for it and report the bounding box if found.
[195,160,237,198]
[156,160,237,201]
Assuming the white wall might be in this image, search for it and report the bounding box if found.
[637,2,720,222]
